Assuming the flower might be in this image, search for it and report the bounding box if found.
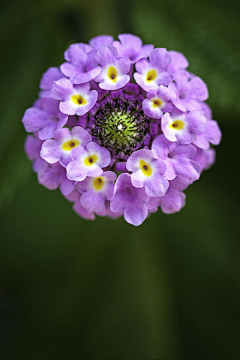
[169,75,209,112]
[39,67,63,97]
[168,51,189,81]
[89,35,114,49]
[22,97,68,140]
[161,109,207,144]
[152,135,201,182]
[113,33,154,63]
[134,48,173,91]
[25,135,45,172]
[60,43,101,84]
[159,180,186,214]
[76,171,116,213]
[52,78,98,116]
[126,149,169,197]
[22,33,221,226]
[110,173,149,226]
[193,119,221,150]
[94,45,131,90]
[142,85,176,119]
[66,141,111,181]
[40,126,92,167]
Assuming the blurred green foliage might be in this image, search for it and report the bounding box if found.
[0,0,240,359]
[133,0,240,116]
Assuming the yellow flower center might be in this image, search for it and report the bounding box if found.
[146,69,157,82]
[169,120,185,130]
[71,95,87,105]
[62,139,80,151]
[84,154,98,166]
[152,98,163,108]
[139,159,153,177]
[93,176,105,191]
[107,66,118,83]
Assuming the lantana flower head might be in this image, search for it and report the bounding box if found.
[22,33,221,226]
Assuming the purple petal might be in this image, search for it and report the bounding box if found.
[170,176,191,191]
[157,85,176,101]
[134,73,158,92]
[40,97,59,114]
[147,196,161,210]
[152,134,170,160]
[70,145,87,161]
[71,66,101,84]
[33,158,47,173]
[73,199,95,220]
[65,189,81,203]
[124,204,148,226]
[168,51,189,70]
[142,98,163,119]
[40,67,62,90]
[175,130,193,145]
[161,113,177,142]
[64,43,87,65]
[80,190,105,213]
[110,192,125,213]
[189,77,209,101]
[187,110,207,134]
[99,74,130,91]
[60,177,75,196]
[172,97,187,112]
[157,71,173,86]
[145,172,169,197]
[86,142,111,168]
[66,161,87,181]
[118,57,131,75]
[71,126,92,146]
[139,44,154,61]
[22,108,50,134]
[163,159,176,180]
[38,163,65,190]
[119,33,142,49]
[95,45,118,66]
[54,127,71,142]
[160,187,186,214]
[173,158,201,181]
[149,48,172,69]
[52,77,73,101]
[40,140,62,164]
[130,170,145,188]
[57,112,68,130]
[173,144,196,159]
[60,62,78,78]
[104,171,117,183]
[135,58,149,74]
[193,133,210,150]
[105,182,115,201]
[126,149,155,172]
[201,102,212,120]
[59,102,76,116]
[38,123,57,140]
[194,148,216,171]
[204,120,222,145]
[25,135,43,160]
[90,35,114,50]
[113,34,153,63]
[75,90,98,116]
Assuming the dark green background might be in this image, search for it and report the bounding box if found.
[1,0,240,359]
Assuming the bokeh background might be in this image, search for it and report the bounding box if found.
[1,0,240,359]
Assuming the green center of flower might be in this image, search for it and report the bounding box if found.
[92,98,147,156]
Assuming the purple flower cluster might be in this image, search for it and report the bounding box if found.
[22,34,221,226]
